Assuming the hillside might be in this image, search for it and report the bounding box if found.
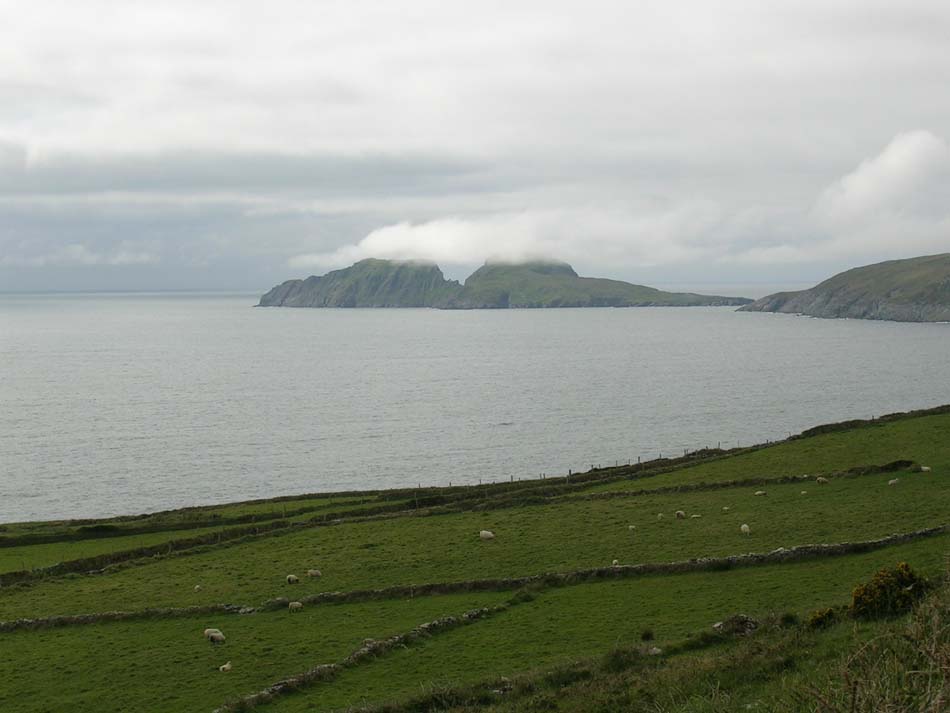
[259,259,752,308]
[740,252,950,322]
[1,405,949,711]
[446,260,751,308]
[257,259,459,308]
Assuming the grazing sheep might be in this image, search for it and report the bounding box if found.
[690,514,702,519]
[193,585,202,592]
[219,661,232,673]
[627,525,637,531]
[816,476,829,484]
[203,628,222,640]
[307,569,322,578]
[288,601,303,612]
[675,510,686,519]
[286,574,299,585]
[479,530,495,540]
[612,559,620,566]
[208,632,226,645]
[740,524,751,536]
[754,490,766,497]
[888,478,900,486]
[647,646,663,656]
[800,490,807,495]
[921,466,932,472]
[657,513,665,520]
[721,506,730,512]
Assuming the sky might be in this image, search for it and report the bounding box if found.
[1,0,949,293]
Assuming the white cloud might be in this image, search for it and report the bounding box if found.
[289,202,725,272]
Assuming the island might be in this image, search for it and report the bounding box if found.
[739,252,950,322]
[258,258,753,309]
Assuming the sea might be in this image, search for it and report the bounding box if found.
[2,292,949,523]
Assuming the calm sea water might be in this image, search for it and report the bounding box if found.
[2,293,949,523]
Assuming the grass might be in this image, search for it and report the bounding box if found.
[0,592,507,713]
[586,412,949,494]
[2,465,945,621]
[258,536,948,712]
[1,406,948,712]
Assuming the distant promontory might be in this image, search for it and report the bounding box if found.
[258,259,753,309]
[739,253,950,322]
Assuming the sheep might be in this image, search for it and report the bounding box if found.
[800,490,808,495]
[721,506,730,512]
[690,514,702,519]
[740,524,751,536]
[219,662,232,673]
[479,530,495,540]
[754,490,767,497]
[888,478,900,486]
[208,632,226,645]
[288,601,304,613]
[657,513,665,520]
[194,585,202,592]
[647,646,663,656]
[921,466,932,472]
[307,569,322,578]
[612,559,620,566]
[286,574,299,585]
[203,628,222,640]
[675,510,686,519]
[816,476,829,484]
[627,525,637,531]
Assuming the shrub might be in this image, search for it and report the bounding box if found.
[779,612,800,628]
[807,607,839,629]
[602,646,642,673]
[850,562,926,620]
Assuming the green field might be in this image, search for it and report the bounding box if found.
[2,406,948,712]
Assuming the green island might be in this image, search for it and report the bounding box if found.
[258,259,752,308]
[2,406,949,712]
[740,252,950,322]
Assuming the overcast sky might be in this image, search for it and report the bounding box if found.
[2,0,949,293]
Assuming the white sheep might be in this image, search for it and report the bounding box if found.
[289,601,303,612]
[219,661,232,672]
[675,510,686,519]
[307,569,322,578]
[888,478,900,486]
[921,466,932,472]
[203,628,222,640]
[657,513,665,520]
[479,530,495,540]
[816,476,829,484]
[194,585,202,592]
[754,490,767,497]
[208,632,226,645]
[721,506,730,512]
[286,574,299,584]
[647,646,663,656]
[800,490,807,495]
[740,524,751,536]
[627,525,637,531]
[690,514,702,519]
[612,559,620,566]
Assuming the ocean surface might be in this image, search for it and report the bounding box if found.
[2,293,949,523]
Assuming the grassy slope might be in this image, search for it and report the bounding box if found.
[1,408,948,712]
[0,592,506,713]
[2,467,946,620]
[586,411,949,493]
[262,536,949,712]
